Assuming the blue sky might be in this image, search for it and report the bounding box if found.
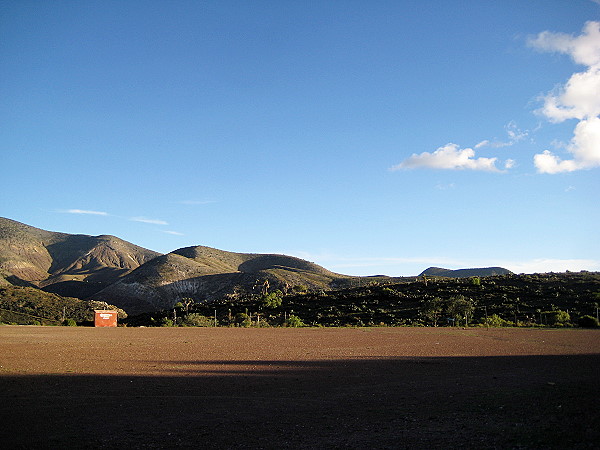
[2,0,599,276]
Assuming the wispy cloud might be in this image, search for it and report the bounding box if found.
[130,217,169,225]
[61,209,109,216]
[289,251,600,276]
[529,21,600,173]
[390,143,504,172]
[475,121,529,149]
[435,182,455,190]
[163,230,184,236]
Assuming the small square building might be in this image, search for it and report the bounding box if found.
[94,310,118,327]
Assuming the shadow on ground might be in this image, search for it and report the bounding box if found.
[2,355,599,449]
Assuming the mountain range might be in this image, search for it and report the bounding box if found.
[0,217,511,314]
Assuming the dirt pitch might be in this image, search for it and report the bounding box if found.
[1,326,599,449]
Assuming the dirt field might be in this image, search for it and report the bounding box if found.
[1,326,599,448]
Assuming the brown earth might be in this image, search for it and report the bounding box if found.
[1,326,599,449]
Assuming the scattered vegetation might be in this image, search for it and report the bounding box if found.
[2,271,600,329]
[122,271,600,328]
[0,285,125,326]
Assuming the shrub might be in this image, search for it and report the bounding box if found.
[182,313,215,327]
[160,317,175,327]
[262,291,283,309]
[543,310,571,326]
[234,313,252,327]
[577,315,599,328]
[285,314,305,327]
[255,317,271,328]
[62,318,77,327]
[481,314,512,327]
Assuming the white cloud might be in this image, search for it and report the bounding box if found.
[62,209,108,216]
[391,143,502,172]
[537,67,600,122]
[398,121,522,174]
[130,217,169,225]
[528,21,600,68]
[529,21,600,173]
[534,116,600,173]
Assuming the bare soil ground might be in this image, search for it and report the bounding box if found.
[1,326,599,449]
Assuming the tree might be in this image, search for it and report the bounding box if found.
[422,297,444,327]
[446,295,475,327]
[180,298,194,312]
[262,290,283,309]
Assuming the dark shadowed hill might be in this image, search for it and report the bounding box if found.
[420,266,513,278]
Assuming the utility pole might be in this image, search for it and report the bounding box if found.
[484,306,488,329]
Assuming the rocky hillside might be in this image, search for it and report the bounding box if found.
[1,218,517,316]
[0,217,161,287]
[91,245,352,314]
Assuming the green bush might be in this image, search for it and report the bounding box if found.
[262,291,283,309]
[577,315,599,328]
[481,314,512,327]
[234,313,252,327]
[160,317,175,327]
[285,314,305,327]
[543,310,571,326]
[62,318,77,326]
[182,313,215,327]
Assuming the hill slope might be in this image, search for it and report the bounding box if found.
[92,245,349,314]
[1,218,516,316]
[0,217,161,287]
